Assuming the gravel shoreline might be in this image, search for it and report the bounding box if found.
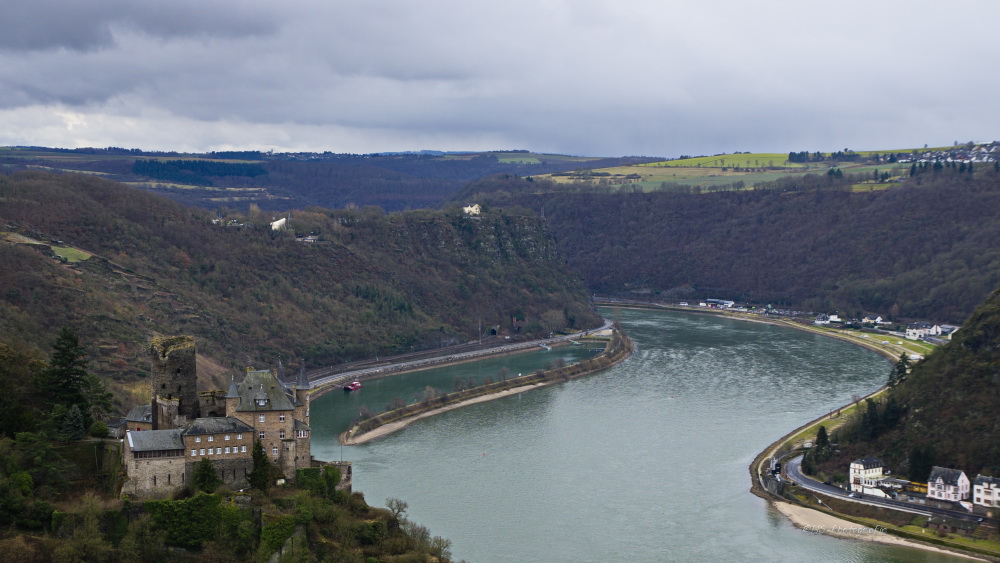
[772,501,989,561]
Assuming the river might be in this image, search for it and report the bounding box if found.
[311,308,968,562]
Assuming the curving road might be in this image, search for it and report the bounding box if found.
[785,455,987,524]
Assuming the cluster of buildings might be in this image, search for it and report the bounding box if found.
[120,336,345,498]
[814,313,955,343]
[848,456,999,519]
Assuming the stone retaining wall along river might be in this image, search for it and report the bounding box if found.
[340,323,633,445]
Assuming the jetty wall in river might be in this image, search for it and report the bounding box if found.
[342,324,633,442]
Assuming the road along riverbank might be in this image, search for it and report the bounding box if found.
[743,321,1000,560]
[340,323,633,445]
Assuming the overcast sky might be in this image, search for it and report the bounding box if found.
[2,0,997,157]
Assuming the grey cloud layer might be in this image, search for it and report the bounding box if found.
[1,0,999,155]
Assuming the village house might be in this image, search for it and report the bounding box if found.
[927,466,970,502]
[849,456,886,493]
[462,203,481,215]
[973,474,1000,518]
[906,322,942,340]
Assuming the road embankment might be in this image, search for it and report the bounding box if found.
[340,323,633,445]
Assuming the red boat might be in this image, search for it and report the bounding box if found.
[344,381,361,391]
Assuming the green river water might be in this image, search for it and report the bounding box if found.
[311,308,968,562]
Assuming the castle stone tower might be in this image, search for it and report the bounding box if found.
[149,336,199,428]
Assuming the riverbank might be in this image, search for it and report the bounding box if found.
[341,324,633,445]
[603,300,909,362]
[739,315,1000,560]
[772,501,989,561]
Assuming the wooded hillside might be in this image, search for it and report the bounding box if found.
[0,171,599,390]
[816,286,1000,478]
[466,169,1000,324]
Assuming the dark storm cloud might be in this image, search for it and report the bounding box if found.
[0,0,279,52]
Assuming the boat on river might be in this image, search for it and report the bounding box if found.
[344,381,361,391]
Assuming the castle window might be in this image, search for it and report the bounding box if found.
[279,430,285,439]
[279,414,286,422]
[224,435,230,441]
[241,445,247,453]
[237,433,243,440]
[191,449,196,457]
[272,446,278,456]
[208,436,214,442]
[195,437,201,443]
[225,446,230,454]
[259,415,265,423]
[259,431,265,439]
[200,448,205,456]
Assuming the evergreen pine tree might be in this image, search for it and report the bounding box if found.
[249,440,271,492]
[60,404,87,441]
[193,457,222,493]
[40,328,90,411]
[893,352,911,384]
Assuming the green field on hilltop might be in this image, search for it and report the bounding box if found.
[640,153,799,168]
[538,149,926,193]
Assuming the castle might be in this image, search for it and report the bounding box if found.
[121,336,334,497]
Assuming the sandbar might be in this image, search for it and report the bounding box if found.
[772,501,989,561]
[342,382,545,445]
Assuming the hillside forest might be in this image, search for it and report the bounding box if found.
[0,171,600,404]
[808,285,1000,481]
[461,166,1000,324]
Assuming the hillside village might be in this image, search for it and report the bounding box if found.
[848,457,1000,525]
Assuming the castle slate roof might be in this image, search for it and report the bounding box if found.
[235,369,295,412]
[293,419,310,431]
[183,417,254,436]
[929,466,966,485]
[225,376,240,399]
[127,429,183,452]
[125,404,152,423]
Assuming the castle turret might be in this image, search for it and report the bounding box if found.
[225,375,240,416]
[296,360,312,391]
[277,356,288,389]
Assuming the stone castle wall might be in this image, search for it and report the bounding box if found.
[122,454,187,498]
[150,336,199,423]
[186,457,252,489]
